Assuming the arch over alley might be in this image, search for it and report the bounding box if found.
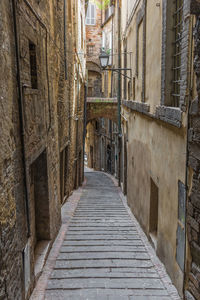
[86,97,118,124]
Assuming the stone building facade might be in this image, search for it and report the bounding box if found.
[119,0,196,297]
[0,0,86,299]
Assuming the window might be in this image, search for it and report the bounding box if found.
[149,178,159,248]
[87,45,94,56]
[161,0,185,107]
[86,3,96,25]
[172,0,183,107]
[29,41,38,89]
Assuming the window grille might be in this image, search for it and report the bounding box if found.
[172,0,183,107]
[87,45,94,56]
[29,41,38,89]
[86,3,96,25]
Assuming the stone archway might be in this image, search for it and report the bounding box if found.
[87,98,118,124]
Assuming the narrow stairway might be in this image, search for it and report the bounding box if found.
[45,171,180,300]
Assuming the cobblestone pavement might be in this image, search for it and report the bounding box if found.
[31,170,181,300]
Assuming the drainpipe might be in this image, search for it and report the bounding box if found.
[83,84,87,179]
[75,64,80,187]
[64,0,67,80]
[111,9,114,97]
[12,0,30,237]
[117,0,122,186]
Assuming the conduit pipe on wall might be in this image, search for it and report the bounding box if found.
[64,0,68,80]
[12,0,30,237]
[117,0,122,187]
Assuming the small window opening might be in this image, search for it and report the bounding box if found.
[149,178,159,248]
[29,41,38,89]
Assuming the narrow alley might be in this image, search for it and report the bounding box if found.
[1,0,200,299]
[31,169,180,300]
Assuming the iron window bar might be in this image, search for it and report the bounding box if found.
[172,0,183,107]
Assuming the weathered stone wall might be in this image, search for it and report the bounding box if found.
[0,1,27,298]
[186,2,200,299]
[0,0,86,299]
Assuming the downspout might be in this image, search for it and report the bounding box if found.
[64,0,67,80]
[75,64,80,187]
[83,84,87,179]
[12,0,30,237]
[111,9,114,97]
[117,0,122,186]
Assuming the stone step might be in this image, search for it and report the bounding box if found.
[65,234,140,240]
[67,230,137,235]
[62,240,143,246]
[57,251,150,260]
[68,226,136,231]
[55,258,153,269]
[50,268,157,279]
[45,289,169,299]
[60,245,146,252]
[47,277,164,290]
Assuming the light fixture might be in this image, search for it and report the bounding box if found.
[99,50,109,69]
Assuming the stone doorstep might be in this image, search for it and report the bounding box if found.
[34,240,51,281]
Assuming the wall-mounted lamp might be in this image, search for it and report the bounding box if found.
[99,50,110,69]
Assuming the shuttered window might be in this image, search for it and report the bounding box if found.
[86,3,96,25]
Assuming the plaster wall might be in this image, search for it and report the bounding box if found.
[122,106,186,294]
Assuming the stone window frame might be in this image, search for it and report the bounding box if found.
[157,0,191,126]
[135,0,146,102]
